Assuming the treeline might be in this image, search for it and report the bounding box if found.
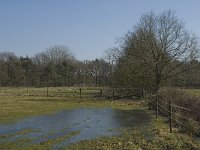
[1,10,200,92]
[0,45,111,87]
[1,46,200,90]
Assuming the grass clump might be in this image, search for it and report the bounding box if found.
[0,130,80,150]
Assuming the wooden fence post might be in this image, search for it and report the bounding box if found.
[5,86,6,94]
[100,89,102,95]
[47,87,49,97]
[27,87,28,94]
[156,98,158,119]
[144,89,147,101]
[79,88,82,97]
[169,100,172,133]
[112,86,114,97]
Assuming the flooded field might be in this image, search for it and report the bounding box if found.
[0,108,152,149]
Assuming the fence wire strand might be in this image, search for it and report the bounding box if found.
[171,116,185,127]
[157,102,170,113]
[147,92,199,133]
[158,98,168,105]
[158,107,169,117]
[171,104,200,114]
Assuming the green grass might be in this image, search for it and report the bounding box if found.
[0,87,142,123]
[0,130,80,150]
[181,88,200,96]
[67,117,200,150]
[1,95,137,123]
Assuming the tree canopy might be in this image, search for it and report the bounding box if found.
[114,10,199,92]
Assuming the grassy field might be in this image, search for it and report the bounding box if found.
[182,88,200,96]
[0,87,141,123]
[0,87,200,149]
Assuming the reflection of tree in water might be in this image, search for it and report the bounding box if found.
[113,109,153,128]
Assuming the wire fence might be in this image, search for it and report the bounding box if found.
[0,86,144,99]
[145,92,200,134]
[0,87,103,98]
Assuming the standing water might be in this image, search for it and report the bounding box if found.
[0,108,152,148]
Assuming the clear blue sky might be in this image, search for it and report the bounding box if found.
[0,0,200,60]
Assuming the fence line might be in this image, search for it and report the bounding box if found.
[149,94,200,114]
[158,107,169,117]
[173,112,192,122]
[146,91,200,133]
[0,86,144,98]
[171,104,200,114]
[0,87,112,101]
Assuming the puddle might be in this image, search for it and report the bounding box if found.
[0,108,152,148]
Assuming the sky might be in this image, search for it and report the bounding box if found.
[0,0,200,60]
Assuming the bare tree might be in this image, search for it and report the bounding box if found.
[32,45,76,86]
[119,10,199,92]
[103,47,121,85]
[45,45,75,64]
[103,47,120,65]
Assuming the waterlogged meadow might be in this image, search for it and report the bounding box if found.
[0,87,199,149]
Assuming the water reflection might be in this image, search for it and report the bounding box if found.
[0,108,152,148]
